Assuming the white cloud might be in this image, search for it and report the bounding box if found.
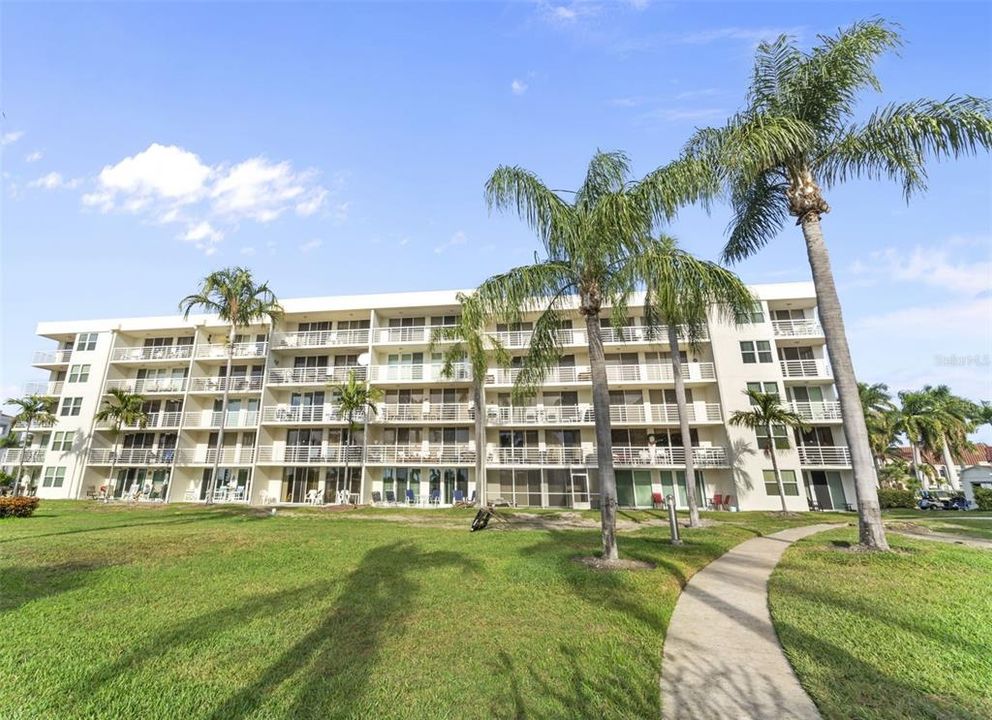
[25,150,43,163]
[181,221,223,255]
[211,157,324,223]
[538,1,601,25]
[299,238,323,254]
[511,79,529,96]
[28,172,81,190]
[434,230,467,254]
[1,130,24,146]
[638,107,727,123]
[98,143,212,204]
[851,243,992,296]
[240,246,257,256]
[675,26,804,46]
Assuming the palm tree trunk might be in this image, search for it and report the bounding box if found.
[14,419,31,497]
[342,419,353,504]
[668,323,700,526]
[106,432,120,503]
[768,424,789,513]
[940,435,960,491]
[911,441,928,490]
[473,379,487,507]
[207,324,237,505]
[585,313,619,561]
[800,215,889,551]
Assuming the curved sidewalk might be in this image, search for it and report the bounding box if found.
[661,524,840,720]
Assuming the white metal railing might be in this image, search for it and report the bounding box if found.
[485,445,728,467]
[487,405,591,425]
[195,342,268,359]
[490,366,585,385]
[267,366,366,385]
[797,446,851,465]
[33,349,73,364]
[261,405,350,423]
[88,448,176,465]
[375,326,457,344]
[599,325,708,343]
[272,328,371,349]
[788,401,842,421]
[104,377,188,394]
[188,376,264,392]
[606,362,716,383]
[177,447,256,465]
[487,329,581,349]
[96,411,183,430]
[182,410,259,428]
[111,345,194,362]
[487,447,587,465]
[780,359,831,378]
[772,319,822,338]
[256,445,364,464]
[0,448,46,464]
[370,363,471,383]
[23,381,64,396]
[377,403,473,423]
[365,444,476,465]
[649,402,723,423]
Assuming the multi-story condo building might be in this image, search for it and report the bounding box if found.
[6,282,854,511]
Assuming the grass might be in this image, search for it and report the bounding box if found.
[0,501,843,720]
[769,529,992,720]
[882,509,992,541]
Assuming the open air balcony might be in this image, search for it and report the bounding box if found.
[489,362,715,386]
[797,445,851,466]
[105,377,188,394]
[369,363,471,383]
[486,444,728,467]
[261,404,350,424]
[780,359,831,379]
[23,381,64,396]
[788,400,842,421]
[182,410,260,429]
[33,349,73,366]
[488,328,583,349]
[267,366,366,386]
[772,319,823,338]
[195,342,268,360]
[271,328,370,350]
[256,445,363,464]
[377,403,473,423]
[0,448,46,464]
[96,411,183,430]
[88,448,175,465]
[177,447,256,465]
[111,345,194,363]
[188,376,264,393]
[365,443,476,465]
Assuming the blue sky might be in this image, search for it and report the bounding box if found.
[2,2,990,438]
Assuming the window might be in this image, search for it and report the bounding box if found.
[736,302,765,324]
[763,469,799,496]
[740,340,773,364]
[755,425,790,450]
[75,333,98,351]
[68,364,91,383]
[51,432,74,451]
[746,382,779,401]
[42,466,66,488]
[60,397,82,416]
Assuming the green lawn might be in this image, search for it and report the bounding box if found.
[770,529,992,720]
[883,509,992,541]
[1,501,840,720]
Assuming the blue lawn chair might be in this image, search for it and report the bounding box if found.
[385,490,397,506]
[406,488,416,505]
[453,489,464,503]
[428,489,440,505]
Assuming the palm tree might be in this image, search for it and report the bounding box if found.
[729,389,807,513]
[5,394,57,496]
[94,389,148,502]
[866,410,901,476]
[180,268,282,504]
[894,390,939,490]
[685,19,992,550]
[428,293,511,507]
[635,236,755,526]
[330,370,382,503]
[918,385,977,491]
[477,150,710,561]
[977,402,992,431]
[859,382,897,475]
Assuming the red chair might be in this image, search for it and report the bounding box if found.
[652,492,664,509]
[709,493,724,510]
[721,495,734,511]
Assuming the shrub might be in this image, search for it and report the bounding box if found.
[974,487,992,511]
[0,496,40,518]
[877,488,916,509]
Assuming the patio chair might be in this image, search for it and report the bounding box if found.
[428,489,440,505]
[85,486,98,500]
[306,489,321,506]
[709,493,724,511]
[721,495,735,511]
[371,491,383,506]
[453,489,464,503]
[385,490,397,506]
[652,492,664,509]
[405,488,417,505]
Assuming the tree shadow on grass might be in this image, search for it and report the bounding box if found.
[0,561,114,614]
[67,541,479,719]
[0,510,239,545]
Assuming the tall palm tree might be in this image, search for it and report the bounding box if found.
[180,267,283,504]
[866,410,901,476]
[918,385,977,491]
[977,402,992,431]
[477,150,710,561]
[685,19,992,550]
[894,390,939,490]
[94,388,148,502]
[330,370,382,503]
[859,382,897,475]
[5,394,57,496]
[729,389,807,513]
[428,293,511,507]
[635,236,755,526]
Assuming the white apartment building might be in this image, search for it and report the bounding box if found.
[5,282,855,511]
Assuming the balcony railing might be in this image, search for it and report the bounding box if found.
[188,376,264,393]
[271,329,370,349]
[177,447,256,465]
[780,359,831,379]
[772,319,823,338]
[105,378,188,394]
[369,363,471,383]
[377,403,473,423]
[788,401,842,421]
[33,349,73,365]
[488,405,592,425]
[267,366,366,386]
[97,411,183,430]
[261,405,350,424]
[111,345,194,362]
[88,448,176,465]
[488,329,581,349]
[599,325,708,343]
[0,448,46,464]
[182,410,260,428]
[23,381,64,396]
[797,446,851,466]
[487,447,587,465]
[195,342,268,360]
[375,326,458,345]
[649,402,724,423]
[485,445,728,467]
[256,445,364,464]
[365,444,476,465]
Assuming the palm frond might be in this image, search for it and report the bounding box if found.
[574,150,631,210]
[485,165,575,251]
[721,170,791,263]
[475,260,575,322]
[749,33,803,112]
[634,155,718,223]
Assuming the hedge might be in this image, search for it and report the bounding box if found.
[877,488,916,509]
[974,487,992,511]
[0,496,40,518]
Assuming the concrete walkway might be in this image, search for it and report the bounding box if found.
[661,524,840,720]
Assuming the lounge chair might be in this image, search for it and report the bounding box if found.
[371,491,383,506]
[709,494,724,511]
[452,489,464,503]
[722,495,735,511]
[385,490,397,506]
[405,488,417,505]
[428,489,440,505]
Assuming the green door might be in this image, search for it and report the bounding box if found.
[632,471,653,507]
